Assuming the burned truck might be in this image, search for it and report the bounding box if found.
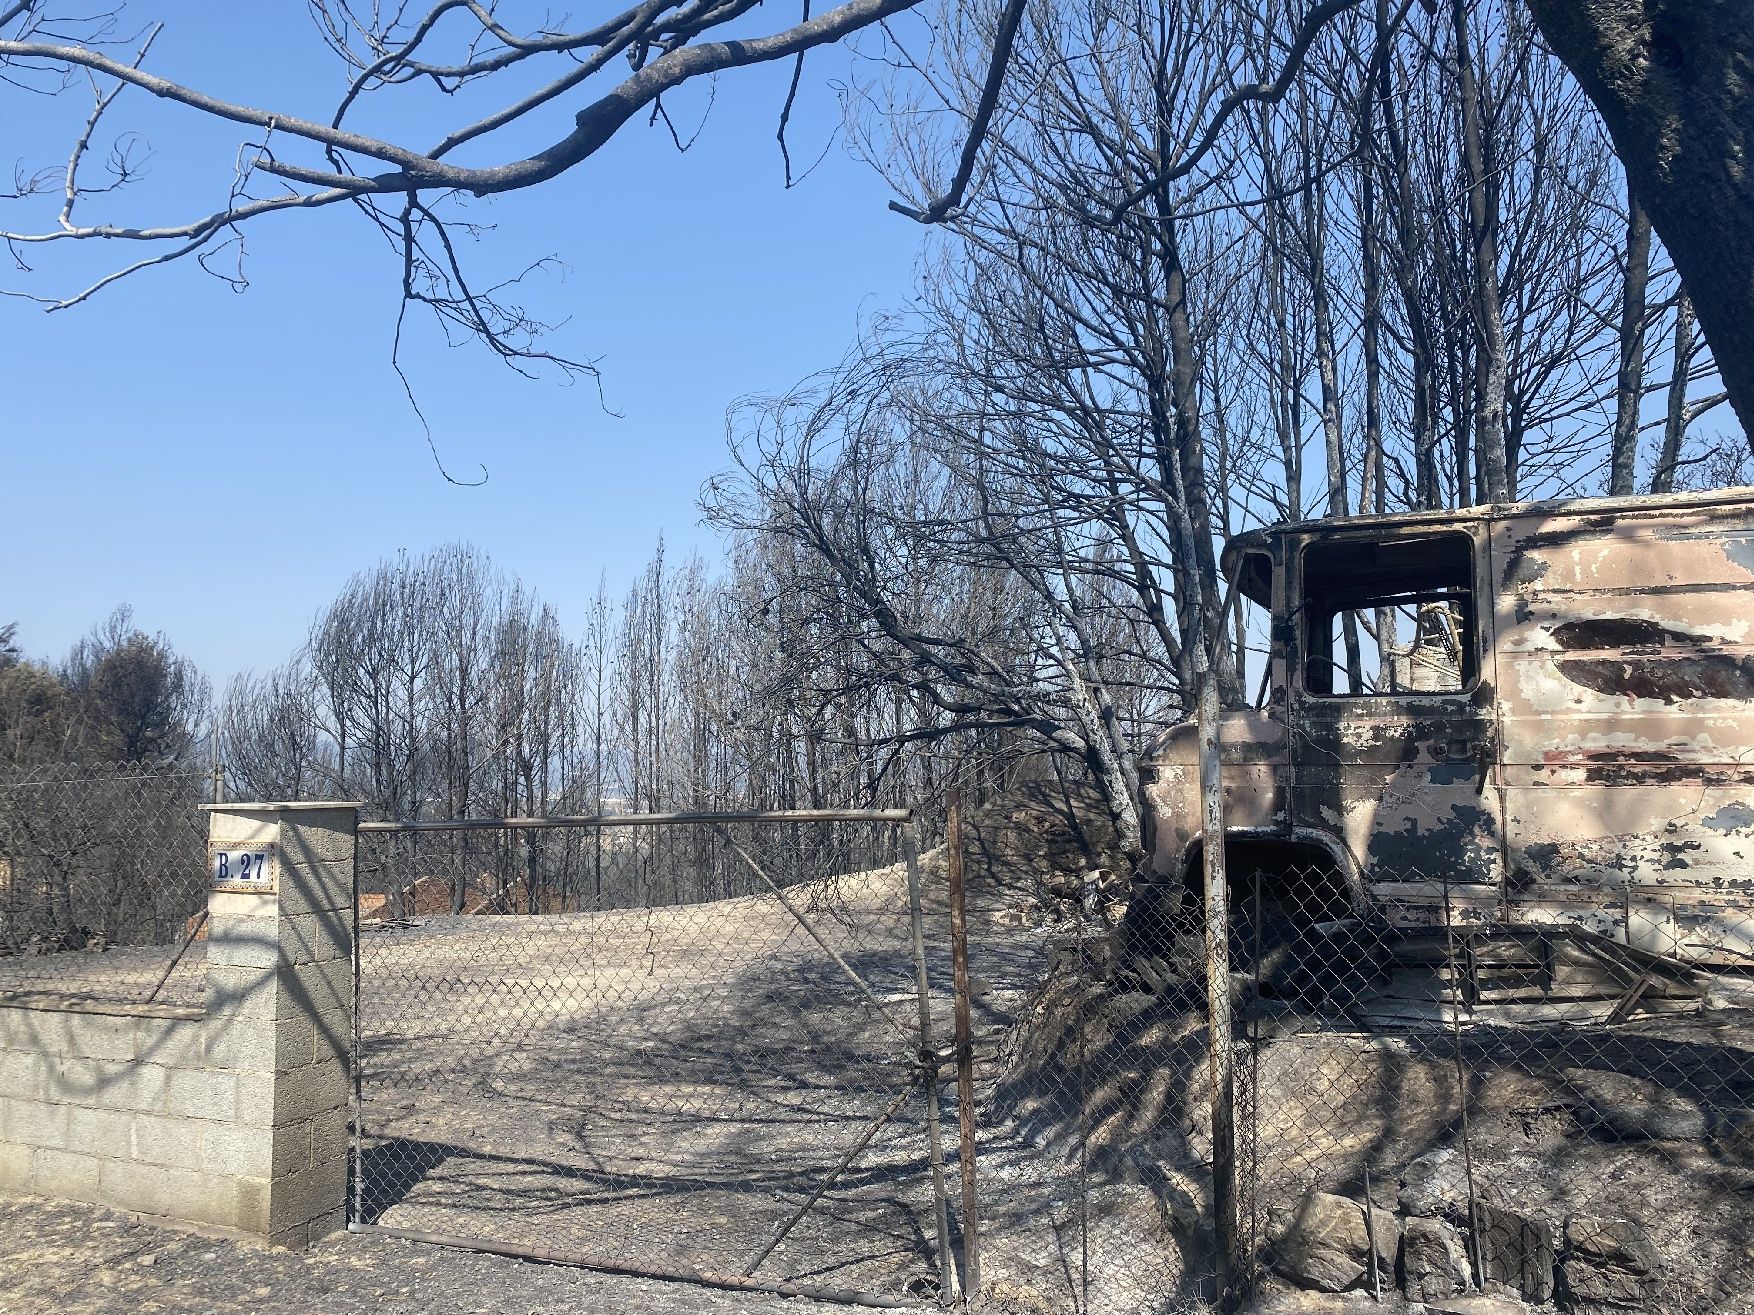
[1133,485,1754,1007]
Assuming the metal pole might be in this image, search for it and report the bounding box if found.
[351,826,364,1230]
[1076,906,1090,1314]
[1198,656,1241,1310]
[143,908,207,1005]
[1443,883,1486,1289]
[1363,1165,1381,1301]
[525,831,539,914]
[1246,862,1265,1292]
[903,824,957,1303]
[945,790,982,1298]
[357,808,915,833]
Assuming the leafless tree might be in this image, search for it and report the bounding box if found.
[0,0,932,382]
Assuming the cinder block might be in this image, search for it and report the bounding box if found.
[208,1014,314,1077]
[61,1060,167,1113]
[203,1017,272,1073]
[274,861,352,918]
[4,1009,71,1056]
[269,1119,313,1173]
[268,1219,310,1250]
[2,1098,67,1148]
[282,910,352,968]
[309,1011,350,1069]
[67,1014,137,1062]
[206,964,279,1020]
[67,1105,135,1153]
[308,1107,350,1167]
[234,1072,277,1129]
[307,1205,346,1244]
[208,890,276,920]
[137,1020,205,1070]
[207,915,283,971]
[0,1051,45,1101]
[205,810,278,845]
[269,1202,347,1251]
[273,1060,348,1125]
[280,959,351,1020]
[203,1122,271,1178]
[183,1174,248,1230]
[163,1068,236,1122]
[32,1148,100,1200]
[0,1142,32,1190]
[101,1160,239,1229]
[267,1154,347,1234]
[235,1175,271,1232]
[131,1113,205,1168]
[278,814,357,868]
[49,1056,113,1104]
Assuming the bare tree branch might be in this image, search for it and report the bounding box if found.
[887,0,1025,224]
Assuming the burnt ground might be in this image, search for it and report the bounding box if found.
[989,965,1754,1314]
[0,1193,854,1315]
[347,856,1053,1304]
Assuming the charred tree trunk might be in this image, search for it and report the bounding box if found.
[1524,0,1754,448]
[1610,193,1652,496]
[1652,290,1698,494]
[1453,0,1512,502]
[1375,21,1441,509]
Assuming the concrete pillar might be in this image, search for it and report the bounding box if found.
[201,802,357,1247]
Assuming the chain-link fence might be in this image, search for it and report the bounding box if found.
[351,811,960,1306]
[0,764,209,1007]
[1234,865,1754,1315]
[960,879,1230,1315]
[942,825,1754,1315]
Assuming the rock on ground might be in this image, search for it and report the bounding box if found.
[1268,1192,1398,1294]
[1402,1215,1471,1304]
[1558,1215,1659,1315]
[1474,1199,1556,1305]
[1399,1148,1471,1220]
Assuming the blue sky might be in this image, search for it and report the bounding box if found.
[1,4,923,689]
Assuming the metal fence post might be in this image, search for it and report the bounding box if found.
[945,790,982,1299]
[351,821,364,1230]
[903,822,957,1303]
[1198,659,1242,1310]
[1442,881,1486,1289]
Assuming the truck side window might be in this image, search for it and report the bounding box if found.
[1232,551,1277,707]
[1300,532,1476,698]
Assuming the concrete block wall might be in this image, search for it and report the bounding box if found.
[0,803,358,1247]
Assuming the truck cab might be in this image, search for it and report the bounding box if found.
[1136,485,1754,967]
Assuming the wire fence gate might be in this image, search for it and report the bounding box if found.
[349,809,958,1307]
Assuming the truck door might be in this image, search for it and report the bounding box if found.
[1288,527,1503,925]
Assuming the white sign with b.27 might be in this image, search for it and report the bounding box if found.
[209,840,278,893]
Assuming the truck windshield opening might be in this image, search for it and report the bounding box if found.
[1300,532,1477,697]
